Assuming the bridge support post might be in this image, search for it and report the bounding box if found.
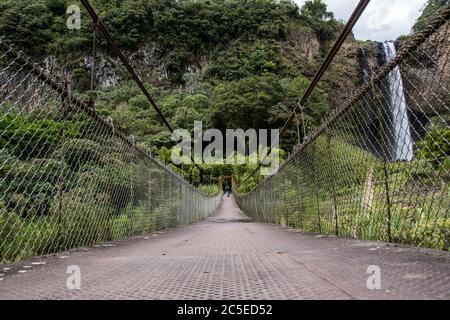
[371,79,393,243]
[326,130,339,236]
[158,169,166,229]
[311,144,322,233]
[130,157,135,236]
[178,182,182,226]
[56,78,69,249]
[169,175,173,227]
[147,168,152,232]
[294,161,304,230]
[262,180,267,222]
[283,178,289,228]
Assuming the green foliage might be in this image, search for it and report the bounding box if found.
[151,0,299,81]
[59,138,101,170]
[1,156,69,217]
[413,0,447,31]
[300,0,340,41]
[0,0,53,55]
[72,68,91,92]
[110,214,132,240]
[198,184,220,196]
[98,0,153,49]
[417,128,450,173]
[0,206,25,262]
[50,186,114,248]
[279,75,329,124]
[96,81,142,110]
[209,39,282,80]
[94,72,332,153]
[162,91,212,130]
[0,203,57,263]
[157,147,172,164]
[0,114,79,159]
[190,166,201,186]
[129,94,151,110]
[0,0,307,80]
[211,75,285,130]
[210,74,329,135]
[89,158,137,215]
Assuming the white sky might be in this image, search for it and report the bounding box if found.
[293,0,428,41]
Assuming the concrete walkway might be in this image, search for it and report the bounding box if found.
[0,196,449,300]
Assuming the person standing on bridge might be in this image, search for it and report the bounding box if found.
[224,184,231,197]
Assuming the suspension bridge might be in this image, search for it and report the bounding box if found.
[0,1,449,300]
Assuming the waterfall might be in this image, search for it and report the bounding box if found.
[360,49,371,83]
[382,41,414,162]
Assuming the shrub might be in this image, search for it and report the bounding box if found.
[51,187,114,249]
[417,128,450,174]
[0,203,57,263]
[0,206,25,263]
[110,214,132,240]
[58,138,101,170]
[190,167,201,186]
[198,184,220,196]
[0,114,79,159]
[2,157,68,217]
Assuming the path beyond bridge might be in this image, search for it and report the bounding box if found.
[0,197,449,300]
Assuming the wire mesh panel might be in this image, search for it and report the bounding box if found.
[237,6,450,251]
[0,39,221,264]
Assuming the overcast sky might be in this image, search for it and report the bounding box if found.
[293,0,428,41]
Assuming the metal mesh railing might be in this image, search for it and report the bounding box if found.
[0,39,220,264]
[237,6,450,251]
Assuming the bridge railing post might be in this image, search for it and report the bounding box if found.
[326,130,339,236]
[309,143,322,233]
[56,78,69,249]
[371,77,393,243]
[283,176,288,228]
[294,160,304,230]
[178,182,182,226]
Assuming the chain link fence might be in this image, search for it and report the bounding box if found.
[0,39,220,264]
[237,6,450,250]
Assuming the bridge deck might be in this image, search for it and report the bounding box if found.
[0,196,449,300]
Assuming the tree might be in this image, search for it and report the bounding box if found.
[301,0,334,21]
[300,0,339,41]
[209,39,282,81]
[210,75,285,131]
[0,0,53,55]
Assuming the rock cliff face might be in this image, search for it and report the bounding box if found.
[281,24,371,109]
[282,24,321,74]
[325,38,364,108]
[83,43,169,90]
[401,22,449,119]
